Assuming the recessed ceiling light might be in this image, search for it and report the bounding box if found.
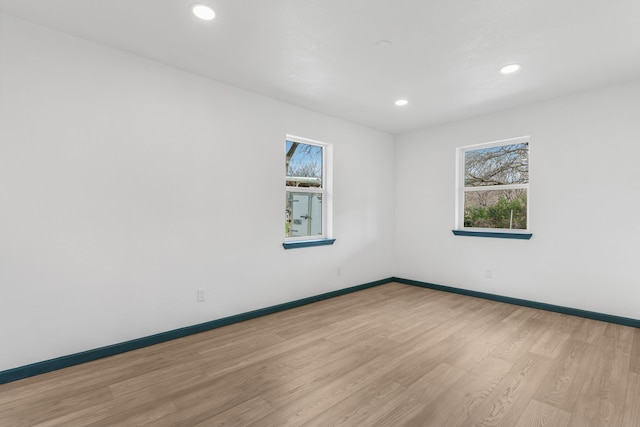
[500,64,521,74]
[395,99,408,106]
[376,40,392,50]
[192,4,215,21]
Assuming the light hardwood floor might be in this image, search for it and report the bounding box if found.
[1,283,639,426]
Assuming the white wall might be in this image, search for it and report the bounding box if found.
[394,79,640,320]
[0,14,395,371]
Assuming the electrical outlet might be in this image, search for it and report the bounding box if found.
[485,268,493,279]
[337,267,342,276]
[197,288,206,302]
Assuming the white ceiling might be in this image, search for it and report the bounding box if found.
[1,0,640,134]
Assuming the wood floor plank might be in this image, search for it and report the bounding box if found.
[461,352,555,427]
[108,360,208,399]
[530,329,571,359]
[598,322,634,354]
[33,401,136,427]
[532,339,592,412]
[513,399,571,427]
[568,393,618,427]
[87,398,177,427]
[402,366,511,427]
[255,340,394,411]
[490,318,551,362]
[572,318,608,344]
[445,321,519,372]
[198,335,331,379]
[1,386,113,427]
[629,327,640,374]
[0,352,174,408]
[622,372,640,427]
[1,283,638,426]
[501,306,538,327]
[300,381,405,426]
[192,396,274,427]
[249,351,407,426]
[362,363,467,426]
[549,314,583,335]
[570,339,630,427]
[470,355,515,379]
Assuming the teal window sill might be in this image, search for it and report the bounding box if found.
[452,230,532,240]
[283,239,336,249]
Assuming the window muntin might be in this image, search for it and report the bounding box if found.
[285,137,329,241]
[457,137,529,232]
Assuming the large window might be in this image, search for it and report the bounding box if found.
[456,136,529,234]
[285,136,332,246]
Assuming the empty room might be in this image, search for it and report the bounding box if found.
[1,1,639,426]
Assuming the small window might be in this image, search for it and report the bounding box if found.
[285,136,333,246]
[456,137,530,234]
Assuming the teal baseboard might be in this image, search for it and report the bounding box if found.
[0,277,394,385]
[3,275,637,385]
[391,277,640,329]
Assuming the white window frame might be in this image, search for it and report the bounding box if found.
[285,135,333,242]
[455,136,530,234]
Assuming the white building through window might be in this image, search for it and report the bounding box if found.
[456,136,530,234]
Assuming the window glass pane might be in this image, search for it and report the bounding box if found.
[464,189,527,229]
[285,191,323,238]
[464,143,528,187]
[286,141,323,188]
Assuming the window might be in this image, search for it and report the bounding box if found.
[455,136,530,238]
[284,135,334,248]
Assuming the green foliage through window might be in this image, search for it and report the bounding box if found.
[464,191,527,229]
